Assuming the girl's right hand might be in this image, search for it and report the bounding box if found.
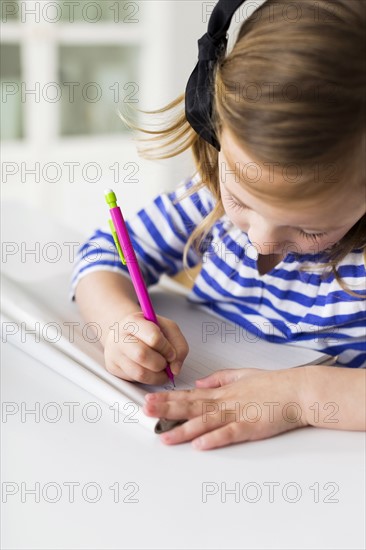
[104,311,189,385]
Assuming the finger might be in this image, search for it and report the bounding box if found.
[144,394,223,419]
[156,315,189,373]
[106,361,135,382]
[125,339,170,373]
[195,369,244,388]
[191,422,247,450]
[144,387,216,403]
[111,358,170,386]
[143,397,207,419]
[122,313,177,362]
[158,415,247,450]
[195,367,265,388]
[158,411,225,446]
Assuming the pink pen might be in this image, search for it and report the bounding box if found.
[104,188,175,387]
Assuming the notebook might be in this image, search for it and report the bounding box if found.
[1,272,335,433]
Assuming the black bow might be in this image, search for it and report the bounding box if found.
[185,0,247,150]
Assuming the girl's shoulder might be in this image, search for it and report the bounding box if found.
[329,248,366,292]
[170,173,217,216]
[334,248,366,269]
[301,247,366,286]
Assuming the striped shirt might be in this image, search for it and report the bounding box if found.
[70,175,366,368]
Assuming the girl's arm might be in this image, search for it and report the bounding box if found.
[302,365,366,431]
[75,271,141,347]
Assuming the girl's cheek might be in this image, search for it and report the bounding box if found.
[225,209,249,231]
[221,198,248,227]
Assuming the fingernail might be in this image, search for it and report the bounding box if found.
[171,361,182,375]
[167,349,176,362]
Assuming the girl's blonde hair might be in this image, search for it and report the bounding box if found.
[120,0,365,298]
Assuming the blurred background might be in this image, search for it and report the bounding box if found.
[1,0,259,237]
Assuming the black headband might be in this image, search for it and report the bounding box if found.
[185,0,252,151]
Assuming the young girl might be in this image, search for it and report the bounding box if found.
[71,0,365,449]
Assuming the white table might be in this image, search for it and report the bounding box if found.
[2,340,365,550]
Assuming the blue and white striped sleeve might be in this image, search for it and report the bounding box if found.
[69,177,215,301]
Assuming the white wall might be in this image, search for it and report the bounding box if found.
[1,1,263,237]
[1,1,201,237]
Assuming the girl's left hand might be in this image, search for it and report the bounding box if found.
[143,367,310,450]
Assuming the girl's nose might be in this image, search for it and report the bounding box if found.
[247,223,285,254]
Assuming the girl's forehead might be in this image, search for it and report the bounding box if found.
[220,128,313,185]
[219,130,365,230]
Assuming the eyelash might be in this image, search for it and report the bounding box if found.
[227,196,327,242]
[298,230,327,242]
[227,196,246,211]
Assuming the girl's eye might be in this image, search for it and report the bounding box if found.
[298,229,327,242]
[227,195,327,242]
[228,196,247,211]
